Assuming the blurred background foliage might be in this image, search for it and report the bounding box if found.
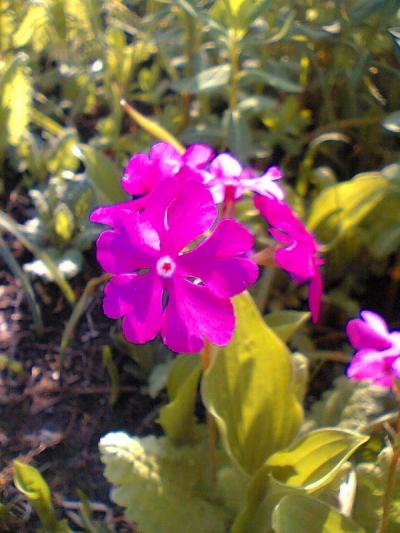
[0,0,399,316]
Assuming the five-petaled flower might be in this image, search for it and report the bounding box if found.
[346,310,400,388]
[91,178,258,353]
[254,195,323,323]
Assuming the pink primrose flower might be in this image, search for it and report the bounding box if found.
[90,178,258,353]
[254,195,323,323]
[346,311,400,388]
[90,142,213,226]
[121,142,213,198]
[204,153,284,205]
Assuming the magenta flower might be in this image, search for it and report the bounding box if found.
[254,195,323,323]
[346,311,400,388]
[204,153,283,205]
[121,142,213,198]
[90,142,213,226]
[91,179,258,353]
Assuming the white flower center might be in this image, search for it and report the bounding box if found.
[156,256,176,278]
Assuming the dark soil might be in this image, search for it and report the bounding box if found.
[0,250,163,531]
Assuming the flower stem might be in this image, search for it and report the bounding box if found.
[202,341,218,484]
[378,385,400,533]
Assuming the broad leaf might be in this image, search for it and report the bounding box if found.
[307,172,394,241]
[231,429,367,533]
[272,494,366,533]
[100,432,228,533]
[266,428,368,491]
[173,65,231,94]
[202,292,303,475]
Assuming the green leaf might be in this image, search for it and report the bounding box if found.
[307,172,394,241]
[237,95,277,116]
[54,204,75,242]
[264,310,310,342]
[48,132,80,175]
[239,68,302,93]
[0,54,32,146]
[266,429,368,491]
[272,494,366,533]
[158,355,202,444]
[78,145,126,204]
[100,432,228,533]
[353,447,400,532]
[202,292,303,475]
[13,2,49,51]
[13,461,57,531]
[231,429,367,533]
[173,65,231,94]
[307,376,395,432]
[0,210,75,303]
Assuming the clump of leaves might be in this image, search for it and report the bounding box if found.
[22,172,98,280]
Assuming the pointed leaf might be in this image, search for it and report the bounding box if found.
[202,292,303,475]
[13,461,57,530]
[266,428,368,491]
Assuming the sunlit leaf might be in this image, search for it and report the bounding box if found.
[0,54,32,146]
[202,292,303,475]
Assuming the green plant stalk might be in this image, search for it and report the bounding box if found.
[202,340,218,484]
[229,30,240,110]
[378,383,400,533]
[102,345,120,406]
[59,273,110,376]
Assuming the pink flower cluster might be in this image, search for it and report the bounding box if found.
[91,142,323,352]
[346,311,400,388]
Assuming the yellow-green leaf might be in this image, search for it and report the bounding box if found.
[272,494,366,533]
[13,461,57,530]
[307,172,394,242]
[266,428,368,491]
[0,55,32,145]
[202,292,303,475]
